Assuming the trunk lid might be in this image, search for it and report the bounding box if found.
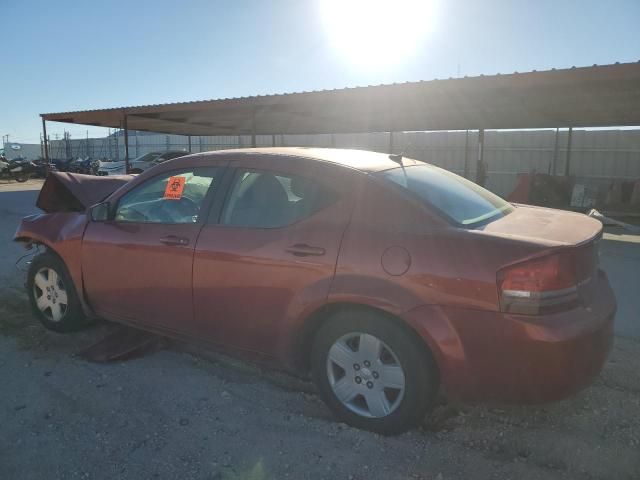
[479,205,603,310]
[477,204,602,248]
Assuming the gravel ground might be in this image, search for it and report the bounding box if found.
[1,180,639,479]
[0,292,639,480]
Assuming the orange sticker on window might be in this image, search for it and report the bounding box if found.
[164,176,186,200]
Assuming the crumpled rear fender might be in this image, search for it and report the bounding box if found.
[14,212,94,316]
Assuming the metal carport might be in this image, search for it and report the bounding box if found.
[40,61,640,180]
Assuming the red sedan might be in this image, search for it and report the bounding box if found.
[15,148,616,434]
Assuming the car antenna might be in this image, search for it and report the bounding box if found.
[388,153,404,165]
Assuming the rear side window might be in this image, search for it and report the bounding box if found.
[221,170,337,228]
[377,165,513,227]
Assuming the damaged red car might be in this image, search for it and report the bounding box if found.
[15,148,616,434]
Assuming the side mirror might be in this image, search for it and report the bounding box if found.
[89,202,111,222]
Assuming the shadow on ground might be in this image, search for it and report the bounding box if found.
[1,292,639,480]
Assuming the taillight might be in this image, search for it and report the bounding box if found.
[497,253,580,315]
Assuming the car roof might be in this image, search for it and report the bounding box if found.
[194,147,424,173]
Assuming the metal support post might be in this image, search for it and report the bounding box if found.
[123,114,130,172]
[564,127,573,176]
[463,129,470,179]
[552,128,559,175]
[475,129,486,186]
[251,110,257,148]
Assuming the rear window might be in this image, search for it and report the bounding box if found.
[376,165,513,227]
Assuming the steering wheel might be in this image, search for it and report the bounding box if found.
[174,196,199,218]
[151,196,200,223]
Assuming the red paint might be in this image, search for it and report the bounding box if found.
[14,148,616,404]
[81,221,201,331]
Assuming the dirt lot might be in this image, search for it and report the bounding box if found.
[1,290,639,480]
[1,180,639,479]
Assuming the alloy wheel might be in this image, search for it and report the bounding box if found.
[33,267,68,322]
[326,332,406,418]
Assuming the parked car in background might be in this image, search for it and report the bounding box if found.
[97,151,188,175]
[96,158,125,176]
[32,159,57,178]
[15,148,616,434]
[126,151,163,173]
[66,157,94,175]
[50,158,76,172]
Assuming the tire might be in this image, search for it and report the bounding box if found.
[15,174,29,182]
[311,309,439,435]
[27,252,88,333]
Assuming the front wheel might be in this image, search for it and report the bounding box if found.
[27,252,88,333]
[311,309,439,435]
[14,173,29,182]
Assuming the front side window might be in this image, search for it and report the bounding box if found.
[115,168,217,223]
[377,165,513,227]
[221,170,337,228]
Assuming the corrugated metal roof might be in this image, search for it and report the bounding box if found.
[41,61,640,135]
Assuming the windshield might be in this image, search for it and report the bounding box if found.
[377,164,513,227]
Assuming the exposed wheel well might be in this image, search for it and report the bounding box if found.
[19,241,73,288]
[293,302,437,376]
[16,239,58,259]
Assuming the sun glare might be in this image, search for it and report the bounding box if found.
[318,0,437,69]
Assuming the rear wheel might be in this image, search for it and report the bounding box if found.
[27,252,88,333]
[15,173,29,182]
[311,309,439,435]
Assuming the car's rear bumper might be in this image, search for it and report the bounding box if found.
[404,270,616,403]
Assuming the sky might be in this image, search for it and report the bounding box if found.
[1,0,639,144]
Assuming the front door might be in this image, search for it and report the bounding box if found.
[193,161,353,359]
[82,167,221,334]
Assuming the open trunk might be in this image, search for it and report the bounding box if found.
[37,172,133,213]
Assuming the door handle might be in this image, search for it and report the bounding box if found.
[285,243,326,257]
[159,235,190,246]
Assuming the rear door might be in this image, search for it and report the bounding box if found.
[192,159,354,358]
[82,166,223,334]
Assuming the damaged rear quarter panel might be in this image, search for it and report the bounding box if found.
[15,212,91,314]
